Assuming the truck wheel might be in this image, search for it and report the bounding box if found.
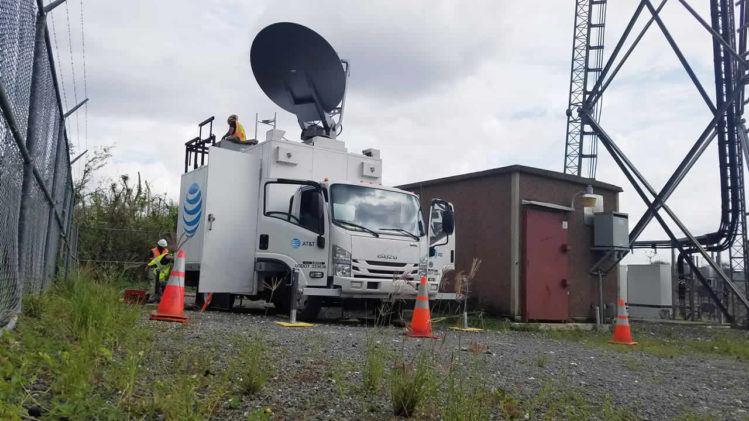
[297,296,322,322]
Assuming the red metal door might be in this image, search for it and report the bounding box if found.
[523,208,569,321]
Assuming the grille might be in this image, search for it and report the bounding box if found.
[352,259,417,280]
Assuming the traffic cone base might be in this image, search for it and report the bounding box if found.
[609,298,637,346]
[405,277,440,339]
[150,250,188,324]
[150,311,187,323]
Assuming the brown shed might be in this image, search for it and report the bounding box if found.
[399,165,623,322]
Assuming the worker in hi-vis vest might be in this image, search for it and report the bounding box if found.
[146,239,171,302]
[222,114,250,143]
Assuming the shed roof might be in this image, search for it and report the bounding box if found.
[397,164,623,192]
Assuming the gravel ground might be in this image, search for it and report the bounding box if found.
[144,311,749,420]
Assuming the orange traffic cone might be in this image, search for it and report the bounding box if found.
[150,249,188,323]
[406,276,439,338]
[609,298,637,345]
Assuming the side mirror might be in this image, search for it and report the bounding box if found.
[317,235,325,249]
[441,209,455,235]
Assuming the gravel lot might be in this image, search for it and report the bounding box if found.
[144,311,749,420]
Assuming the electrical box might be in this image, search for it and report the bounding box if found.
[593,212,629,249]
[275,145,298,165]
[361,162,381,179]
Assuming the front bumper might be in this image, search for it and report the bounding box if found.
[334,276,439,298]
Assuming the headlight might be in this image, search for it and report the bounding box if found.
[419,256,428,277]
[333,245,351,277]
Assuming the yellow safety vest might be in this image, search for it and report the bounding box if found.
[148,253,171,283]
[235,121,247,141]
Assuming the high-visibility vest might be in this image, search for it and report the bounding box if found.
[148,250,170,283]
[235,121,246,141]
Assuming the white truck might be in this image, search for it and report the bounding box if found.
[175,22,456,320]
[177,132,456,319]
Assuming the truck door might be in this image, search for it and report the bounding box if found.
[427,200,455,285]
[258,180,329,288]
[199,147,261,294]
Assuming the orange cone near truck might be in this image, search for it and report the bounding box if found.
[406,276,438,338]
[150,249,188,324]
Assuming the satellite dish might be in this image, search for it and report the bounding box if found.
[251,22,348,140]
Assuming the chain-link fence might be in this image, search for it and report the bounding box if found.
[77,226,169,268]
[0,0,79,328]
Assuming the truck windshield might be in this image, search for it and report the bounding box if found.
[330,184,423,237]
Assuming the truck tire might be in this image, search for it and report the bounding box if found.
[297,296,322,322]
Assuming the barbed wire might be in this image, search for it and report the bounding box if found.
[48,10,68,112]
[64,0,81,152]
[79,0,88,150]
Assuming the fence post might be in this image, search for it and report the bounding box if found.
[17,10,49,292]
[43,119,65,284]
[63,186,73,281]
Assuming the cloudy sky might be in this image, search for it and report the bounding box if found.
[52,0,734,263]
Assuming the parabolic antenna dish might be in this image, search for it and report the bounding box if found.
[251,22,346,122]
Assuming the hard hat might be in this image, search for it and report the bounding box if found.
[157,239,168,248]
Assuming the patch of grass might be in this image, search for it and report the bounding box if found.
[548,326,749,361]
[527,383,639,420]
[495,387,526,420]
[246,407,273,420]
[622,355,641,371]
[363,335,387,392]
[0,268,252,420]
[686,333,749,360]
[389,354,437,417]
[230,336,271,395]
[536,354,548,368]
[0,268,149,419]
[443,362,493,421]
[329,360,356,398]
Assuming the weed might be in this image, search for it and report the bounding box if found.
[524,382,639,420]
[389,354,436,417]
[230,336,271,395]
[536,354,548,368]
[622,355,641,371]
[443,362,493,421]
[246,407,273,420]
[363,336,387,392]
[329,360,356,398]
[495,388,526,420]
[602,395,639,421]
[466,339,488,354]
[21,293,45,318]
